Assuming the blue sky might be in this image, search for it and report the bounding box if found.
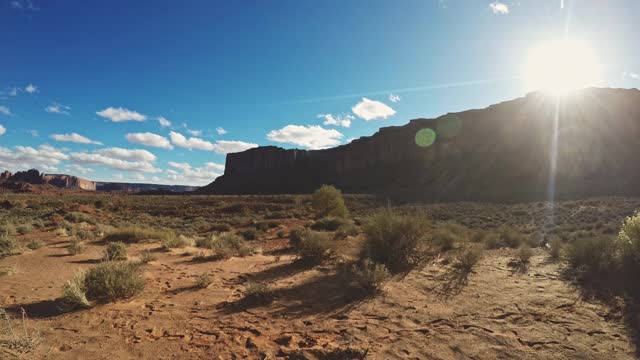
[1,0,639,185]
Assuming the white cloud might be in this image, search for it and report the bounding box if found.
[25,83,38,93]
[317,114,353,128]
[96,107,147,122]
[65,164,94,174]
[126,132,173,150]
[168,161,192,171]
[45,102,71,115]
[212,140,258,154]
[70,152,160,173]
[50,133,103,145]
[113,173,124,180]
[267,125,343,150]
[204,162,225,172]
[186,129,203,137]
[27,130,38,137]
[0,106,11,115]
[133,174,145,181]
[11,0,39,11]
[216,127,227,135]
[169,131,215,151]
[629,72,640,80]
[351,98,396,121]
[0,125,5,136]
[157,116,172,127]
[0,145,69,171]
[489,2,509,14]
[389,93,401,103]
[96,147,157,162]
[8,88,19,96]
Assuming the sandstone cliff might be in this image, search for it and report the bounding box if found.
[201,88,640,202]
[0,169,96,191]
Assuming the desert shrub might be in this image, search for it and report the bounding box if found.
[33,219,45,229]
[499,226,524,248]
[209,223,231,232]
[139,250,156,264]
[61,271,90,309]
[94,199,107,209]
[565,236,619,276]
[56,227,69,237]
[311,185,349,218]
[66,239,85,255]
[243,282,275,305]
[289,227,308,249]
[82,262,145,302]
[17,224,33,235]
[334,223,359,240]
[549,237,562,259]
[470,230,489,243]
[64,212,96,224]
[0,222,17,236]
[254,220,280,231]
[195,273,212,288]
[161,234,194,250]
[517,246,533,264]
[199,233,254,259]
[484,233,502,249]
[75,228,94,241]
[349,259,390,295]
[361,208,429,273]
[240,228,259,241]
[103,242,128,261]
[431,228,457,252]
[311,216,347,231]
[618,211,640,274]
[26,239,43,250]
[195,236,216,248]
[455,247,483,272]
[103,226,173,243]
[0,233,18,258]
[297,231,333,264]
[276,230,285,238]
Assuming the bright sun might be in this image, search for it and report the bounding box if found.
[524,39,603,94]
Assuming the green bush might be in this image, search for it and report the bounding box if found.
[549,237,562,259]
[243,282,275,305]
[455,247,483,273]
[61,272,91,309]
[195,273,212,288]
[311,216,347,231]
[349,259,390,295]
[618,211,640,273]
[209,223,231,232]
[64,212,96,224]
[0,233,18,258]
[334,223,359,240]
[103,242,128,261]
[26,239,43,250]
[66,239,85,255]
[431,228,457,252]
[311,185,349,218]
[17,224,34,235]
[82,261,145,302]
[361,208,430,273]
[289,227,308,250]
[103,226,173,243]
[297,231,333,264]
[198,233,254,259]
[139,250,156,264]
[565,236,619,276]
[239,228,259,241]
[0,223,17,237]
[484,233,502,249]
[161,234,193,250]
[499,226,524,248]
[517,246,533,264]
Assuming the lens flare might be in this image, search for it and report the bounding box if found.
[415,128,436,147]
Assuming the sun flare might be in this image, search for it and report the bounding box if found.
[524,39,603,94]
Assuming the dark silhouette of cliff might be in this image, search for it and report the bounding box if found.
[201,88,640,202]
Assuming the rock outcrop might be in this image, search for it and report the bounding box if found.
[0,169,96,191]
[202,88,640,202]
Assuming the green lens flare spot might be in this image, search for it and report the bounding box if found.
[436,114,463,139]
[415,128,436,147]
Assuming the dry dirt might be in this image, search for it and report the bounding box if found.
[1,229,637,359]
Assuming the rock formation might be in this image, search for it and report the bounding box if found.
[202,88,640,202]
[0,169,96,191]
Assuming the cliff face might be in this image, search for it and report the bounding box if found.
[0,169,96,191]
[202,88,640,202]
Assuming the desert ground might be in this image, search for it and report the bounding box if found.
[1,193,639,359]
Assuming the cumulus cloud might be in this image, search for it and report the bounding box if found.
[186,129,203,137]
[267,125,343,150]
[317,114,353,128]
[164,162,223,186]
[388,93,401,103]
[0,106,11,115]
[157,116,172,127]
[0,125,5,136]
[96,147,157,162]
[168,161,192,171]
[351,98,396,121]
[25,83,38,93]
[70,152,160,173]
[96,107,147,122]
[216,127,227,135]
[45,102,71,115]
[50,133,103,145]
[169,131,215,151]
[489,1,509,14]
[212,140,258,154]
[126,132,173,150]
[113,173,124,180]
[629,72,640,80]
[0,145,69,171]
[8,88,19,96]
[65,164,94,174]
[204,162,225,172]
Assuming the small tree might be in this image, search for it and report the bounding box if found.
[311,185,349,218]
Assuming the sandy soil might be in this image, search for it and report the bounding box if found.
[1,228,637,359]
